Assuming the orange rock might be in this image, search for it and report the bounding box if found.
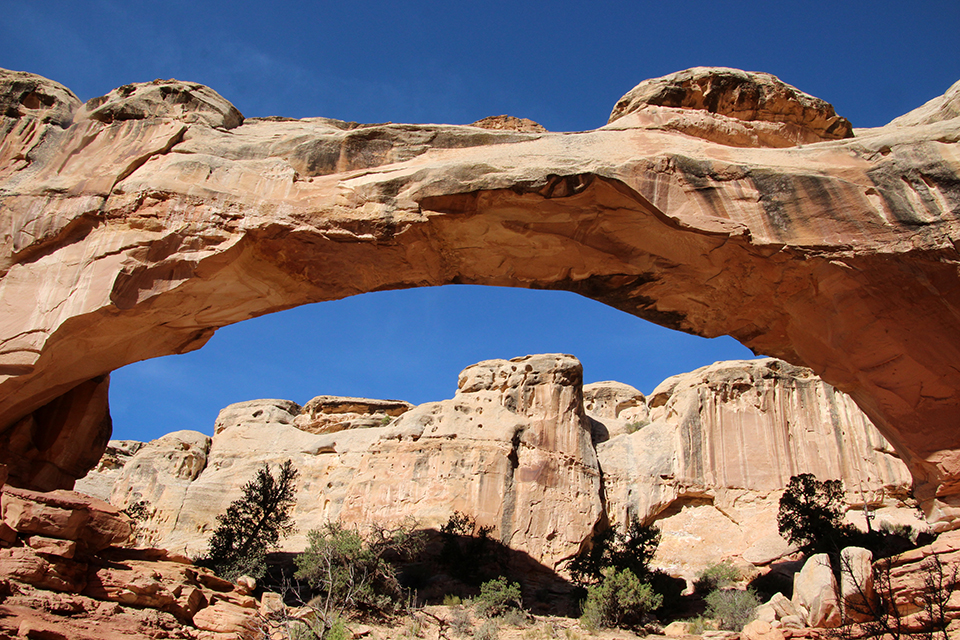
[1,66,960,527]
[1,486,132,552]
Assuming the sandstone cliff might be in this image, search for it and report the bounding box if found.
[2,67,960,528]
[77,355,921,583]
[85,354,603,570]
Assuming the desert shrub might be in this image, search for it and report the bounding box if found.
[695,560,741,593]
[197,460,298,581]
[500,607,531,627]
[579,567,663,630]
[568,517,660,586]
[704,588,760,631]
[473,619,499,640]
[441,511,496,583]
[294,520,424,635]
[443,594,463,606]
[475,577,522,618]
[449,606,472,637]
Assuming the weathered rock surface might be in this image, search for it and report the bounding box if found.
[793,553,841,628]
[109,354,603,569]
[0,485,259,639]
[89,355,920,584]
[597,358,916,578]
[2,66,960,530]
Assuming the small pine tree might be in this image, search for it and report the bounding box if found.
[777,473,856,553]
[198,459,299,581]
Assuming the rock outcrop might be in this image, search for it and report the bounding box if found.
[106,354,603,570]
[597,358,916,578]
[0,469,261,639]
[2,66,960,531]
[85,355,920,583]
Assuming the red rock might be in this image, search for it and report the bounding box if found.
[1,486,132,552]
[0,546,86,592]
[192,600,260,637]
[25,535,77,558]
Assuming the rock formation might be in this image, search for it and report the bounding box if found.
[2,65,960,530]
[597,358,915,578]
[89,354,603,570]
[76,355,921,584]
[0,468,261,639]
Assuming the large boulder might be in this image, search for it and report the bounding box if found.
[793,553,841,628]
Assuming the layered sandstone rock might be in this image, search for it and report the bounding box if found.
[596,358,917,578]
[2,66,960,532]
[0,483,260,639]
[88,355,920,583]
[107,354,603,570]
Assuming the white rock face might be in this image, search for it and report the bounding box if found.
[106,354,602,569]
[91,355,919,580]
[595,358,916,580]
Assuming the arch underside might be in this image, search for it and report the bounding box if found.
[2,73,960,528]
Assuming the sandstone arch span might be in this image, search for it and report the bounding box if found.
[2,67,960,528]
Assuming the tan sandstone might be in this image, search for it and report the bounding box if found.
[109,354,602,570]
[2,66,960,530]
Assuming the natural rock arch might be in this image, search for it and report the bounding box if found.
[2,66,960,528]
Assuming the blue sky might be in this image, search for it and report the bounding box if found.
[3,1,959,441]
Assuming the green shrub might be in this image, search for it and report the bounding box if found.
[475,577,522,618]
[704,588,760,631]
[568,517,660,587]
[473,619,499,640]
[695,560,741,593]
[443,594,463,606]
[295,520,424,635]
[580,567,663,630]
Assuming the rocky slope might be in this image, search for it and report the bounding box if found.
[2,67,960,527]
[76,355,921,583]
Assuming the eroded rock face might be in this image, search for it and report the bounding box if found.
[86,355,919,583]
[597,358,916,578]
[2,66,960,527]
[106,354,602,570]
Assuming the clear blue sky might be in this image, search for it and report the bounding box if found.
[3,1,958,442]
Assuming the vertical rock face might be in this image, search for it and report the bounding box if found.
[596,359,915,578]
[84,354,916,580]
[103,354,603,570]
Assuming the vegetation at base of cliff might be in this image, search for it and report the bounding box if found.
[293,520,425,636]
[704,588,760,631]
[474,576,523,618]
[440,510,498,584]
[778,473,920,560]
[567,517,660,587]
[197,459,299,581]
[694,560,741,594]
[579,567,663,630]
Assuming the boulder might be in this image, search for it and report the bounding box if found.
[741,619,786,640]
[1,486,132,552]
[0,546,87,592]
[839,547,876,623]
[793,554,841,628]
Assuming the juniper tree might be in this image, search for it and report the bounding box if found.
[198,459,299,581]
